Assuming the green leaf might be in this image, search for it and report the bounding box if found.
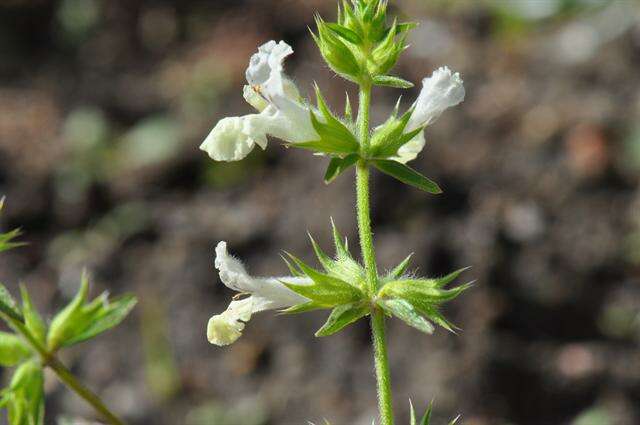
[7,361,44,425]
[62,293,137,346]
[315,302,369,337]
[0,332,31,366]
[372,160,442,194]
[373,75,414,89]
[324,154,359,184]
[0,284,23,323]
[378,299,434,334]
[47,273,89,350]
[19,285,46,344]
[47,273,137,349]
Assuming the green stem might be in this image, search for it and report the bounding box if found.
[371,309,393,425]
[5,314,126,425]
[355,82,394,425]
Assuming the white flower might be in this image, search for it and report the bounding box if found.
[201,40,318,162]
[395,66,465,163]
[207,241,311,346]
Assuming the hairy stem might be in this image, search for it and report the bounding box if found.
[5,314,126,425]
[356,82,394,425]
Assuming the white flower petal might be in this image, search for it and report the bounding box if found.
[408,66,465,130]
[202,41,319,163]
[199,115,268,162]
[207,298,252,346]
[207,241,311,345]
[394,132,426,164]
[394,67,464,163]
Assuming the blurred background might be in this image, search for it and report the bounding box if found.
[1,0,640,424]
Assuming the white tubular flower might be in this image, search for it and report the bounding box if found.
[395,67,465,163]
[207,241,311,346]
[200,40,318,162]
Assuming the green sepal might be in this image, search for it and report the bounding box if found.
[280,301,325,315]
[373,75,414,89]
[0,284,23,323]
[19,285,46,344]
[326,22,363,45]
[316,302,370,337]
[324,154,359,184]
[6,360,44,425]
[282,254,363,306]
[372,160,442,194]
[296,86,359,156]
[369,106,424,160]
[0,332,31,367]
[378,299,434,334]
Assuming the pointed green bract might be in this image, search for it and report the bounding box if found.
[420,400,434,425]
[387,253,414,280]
[377,268,472,333]
[315,302,369,337]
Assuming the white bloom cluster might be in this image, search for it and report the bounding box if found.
[201,41,465,165]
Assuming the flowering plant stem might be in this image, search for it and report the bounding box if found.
[3,313,126,425]
[356,81,394,425]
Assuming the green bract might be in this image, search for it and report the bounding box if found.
[313,0,414,84]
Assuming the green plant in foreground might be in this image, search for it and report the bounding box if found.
[201,1,471,423]
[0,198,136,425]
